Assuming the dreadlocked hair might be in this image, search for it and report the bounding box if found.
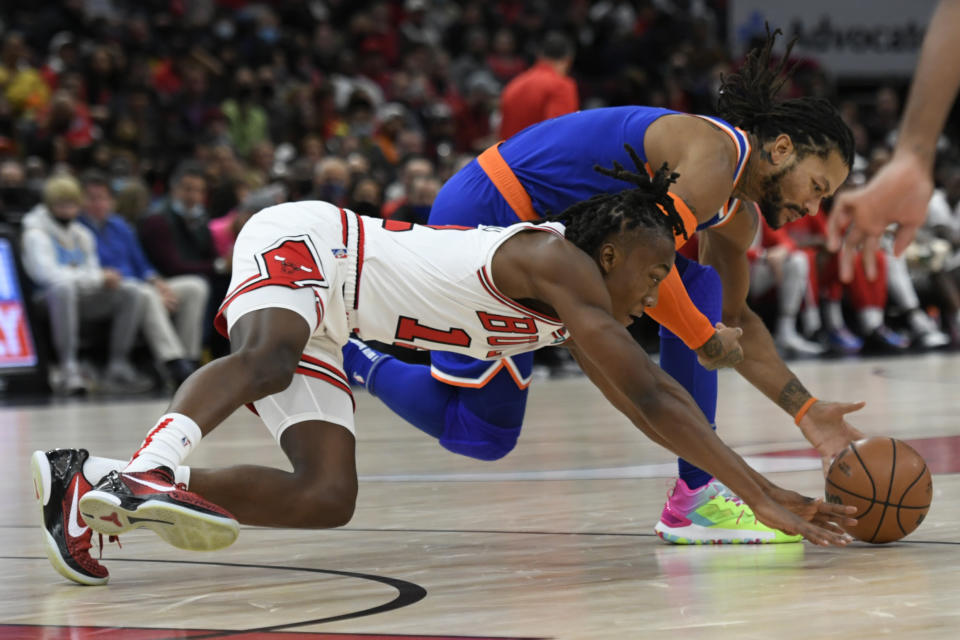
[545,144,687,257]
[717,25,854,168]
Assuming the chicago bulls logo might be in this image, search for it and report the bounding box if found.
[259,237,327,287]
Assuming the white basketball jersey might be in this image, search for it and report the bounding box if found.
[354,217,571,360]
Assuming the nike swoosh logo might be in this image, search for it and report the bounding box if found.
[125,474,176,492]
[67,476,89,538]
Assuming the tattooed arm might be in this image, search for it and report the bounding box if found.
[700,208,866,471]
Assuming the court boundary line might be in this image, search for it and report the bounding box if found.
[0,557,430,640]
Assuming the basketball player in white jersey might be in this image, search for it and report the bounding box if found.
[31,165,855,586]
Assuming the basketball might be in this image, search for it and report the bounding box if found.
[825,437,933,543]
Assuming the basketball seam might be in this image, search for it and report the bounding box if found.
[895,462,930,536]
[824,480,928,509]
[867,438,897,543]
[846,442,879,523]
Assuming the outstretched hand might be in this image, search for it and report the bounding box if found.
[797,400,867,475]
[828,153,933,282]
[695,322,744,370]
[750,487,857,547]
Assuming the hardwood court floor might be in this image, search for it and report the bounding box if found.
[2,352,959,640]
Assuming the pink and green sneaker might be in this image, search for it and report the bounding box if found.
[654,478,802,545]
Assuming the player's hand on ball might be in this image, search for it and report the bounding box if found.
[695,323,743,370]
[763,484,858,531]
[750,492,855,547]
[796,400,867,476]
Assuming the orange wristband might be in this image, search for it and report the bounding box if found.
[793,397,818,425]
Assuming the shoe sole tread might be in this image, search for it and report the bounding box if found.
[80,491,239,551]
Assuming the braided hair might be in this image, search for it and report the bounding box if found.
[718,26,854,167]
[546,144,687,257]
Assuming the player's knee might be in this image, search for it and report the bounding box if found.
[439,400,522,461]
[234,342,300,397]
[295,479,358,528]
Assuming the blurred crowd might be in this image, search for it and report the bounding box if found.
[0,0,958,394]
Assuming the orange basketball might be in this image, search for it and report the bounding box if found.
[825,437,933,543]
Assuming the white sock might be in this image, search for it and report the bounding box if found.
[802,305,821,336]
[83,456,126,484]
[776,315,798,340]
[84,455,191,487]
[825,301,845,331]
[859,307,884,334]
[909,309,935,334]
[125,413,202,474]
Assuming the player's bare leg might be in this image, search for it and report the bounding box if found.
[188,420,357,528]
[79,307,314,550]
[167,307,312,433]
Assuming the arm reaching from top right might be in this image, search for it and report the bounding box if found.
[829,0,960,280]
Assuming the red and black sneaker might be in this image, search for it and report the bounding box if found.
[80,467,239,551]
[30,449,109,586]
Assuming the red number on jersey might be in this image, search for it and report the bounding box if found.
[476,311,538,334]
[395,316,472,347]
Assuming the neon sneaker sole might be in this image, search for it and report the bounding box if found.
[80,490,239,552]
[654,481,802,545]
[653,521,799,545]
[31,451,108,586]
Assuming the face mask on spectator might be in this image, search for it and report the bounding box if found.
[320,184,346,202]
[172,199,206,220]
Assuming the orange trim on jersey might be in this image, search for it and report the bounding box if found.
[663,192,698,249]
[644,265,716,350]
[692,116,752,190]
[710,199,743,230]
[477,143,540,222]
[430,358,533,390]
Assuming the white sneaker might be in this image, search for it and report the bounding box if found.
[775,331,825,357]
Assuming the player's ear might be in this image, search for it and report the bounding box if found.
[597,242,619,274]
[770,133,794,164]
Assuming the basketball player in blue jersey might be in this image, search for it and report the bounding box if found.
[342,29,866,544]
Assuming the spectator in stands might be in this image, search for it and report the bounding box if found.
[391,174,442,225]
[21,174,151,394]
[748,217,825,357]
[139,162,230,356]
[222,67,270,159]
[349,176,383,218]
[209,183,287,262]
[909,162,960,343]
[310,156,352,208]
[79,171,209,388]
[382,155,434,218]
[498,31,578,140]
[788,203,909,354]
[113,177,150,226]
[0,158,36,224]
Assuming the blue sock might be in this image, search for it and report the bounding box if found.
[659,255,722,490]
[341,339,453,439]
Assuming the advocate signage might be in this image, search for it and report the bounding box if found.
[729,0,939,77]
